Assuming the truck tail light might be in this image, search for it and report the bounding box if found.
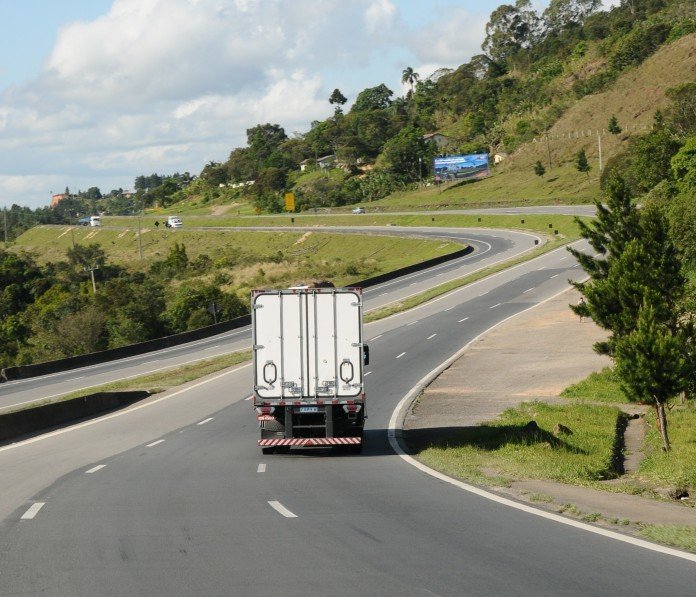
[256,406,276,415]
[342,405,362,413]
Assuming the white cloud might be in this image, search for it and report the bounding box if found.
[409,7,488,65]
[365,0,397,33]
[0,0,484,208]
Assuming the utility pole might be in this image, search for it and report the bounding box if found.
[137,192,144,260]
[84,265,98,294]
[597,130,603,172]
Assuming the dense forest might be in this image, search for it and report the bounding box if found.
[1,0,694,369]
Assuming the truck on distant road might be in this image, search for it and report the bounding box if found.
[252,287,369,454]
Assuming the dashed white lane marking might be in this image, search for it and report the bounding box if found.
[395,352,406,359]
[257,464,266,473]
[378,292,388,296]
[489,303,502,309]
[85,465,106,474]
[268,501,297,518]
[427,334,437,340]
[365,371,372,376]
[550,274,559,278]
[559,256,568,261]
[538,266,546,270]
[245,395,253,401]
[458,317,469,323]
[409,282,418,286]
[197,417,213,425]
[523,287,535,293]
[147,440,165,447]
[406,321,419,326]
[21,503,45,520]
[443,307,453,311]
[370,335,383,341]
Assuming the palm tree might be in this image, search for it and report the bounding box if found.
[401,67,420,96]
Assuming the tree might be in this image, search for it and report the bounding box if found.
[575,148,590,175]
[568,172,640,317]
[329,89,347,116]
[629,120,682,193]
[534,160,546,176]
[381,125,431,180]
[665,82,696,137]
[246,123,288,167]
[401,67,420,96]
[614,302,686,451]
[608,114,622,134]
[351,84,393,112]
[482,0,540,64]
[543,0,600,34]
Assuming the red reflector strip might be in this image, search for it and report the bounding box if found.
[258,437,361,446]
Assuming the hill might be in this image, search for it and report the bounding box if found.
[367,33,696,210]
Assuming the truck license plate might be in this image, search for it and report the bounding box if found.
[300,406,318,413]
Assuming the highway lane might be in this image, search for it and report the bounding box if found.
[1,239,695,595]
[0,227,538,411]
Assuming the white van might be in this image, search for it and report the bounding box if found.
[89,216,101,227]
[166,216,183,228]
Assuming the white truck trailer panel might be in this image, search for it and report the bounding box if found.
[253,289,364,401]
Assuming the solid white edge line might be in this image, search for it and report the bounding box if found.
[85,465,106,474]
[0,363,252,454]
[257,463,266,473]
[388,283,696,563]
[146,439,165,447]
[21,502,45,520]
[197,417,214,425]
[268,500,297,518]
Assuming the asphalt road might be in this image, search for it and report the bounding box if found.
[1,226,694,595]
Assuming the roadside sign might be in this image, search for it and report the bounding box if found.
[284,192,295,212]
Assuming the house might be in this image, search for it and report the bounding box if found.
[316,154,336,169]
[423,133,452,150]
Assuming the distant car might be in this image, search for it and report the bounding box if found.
[352,207,365,214]
[77,216,101,227]
[165,216,183,228]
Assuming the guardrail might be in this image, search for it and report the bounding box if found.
[1,245,472,382]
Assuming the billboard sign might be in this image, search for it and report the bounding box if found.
[433,153,489,182]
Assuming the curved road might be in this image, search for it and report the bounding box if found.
[1,226,694,595]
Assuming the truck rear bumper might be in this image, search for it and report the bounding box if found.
[258,437,361,447]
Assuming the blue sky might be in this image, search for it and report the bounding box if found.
[0,0,609,208]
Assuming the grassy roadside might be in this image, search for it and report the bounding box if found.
[4,350,251,414]
[414,401,625,488]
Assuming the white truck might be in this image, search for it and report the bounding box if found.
[252,287,369,454]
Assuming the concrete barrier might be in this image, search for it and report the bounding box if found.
[0,391,150,443]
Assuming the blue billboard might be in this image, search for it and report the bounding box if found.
[433,153,489,181]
